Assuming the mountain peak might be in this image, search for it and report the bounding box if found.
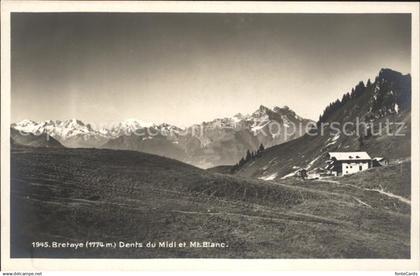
[273,105,289,113]
[63,118,85,126]
[120,118,154,128]
[233,113,245,122]
[258,105,270,112]
[378,68,405,81]
[16,119,37,125]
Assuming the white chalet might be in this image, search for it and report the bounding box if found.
[326,152,373,176]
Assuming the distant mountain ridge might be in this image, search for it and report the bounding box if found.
[11,105,313,168]
[11,128,64,148]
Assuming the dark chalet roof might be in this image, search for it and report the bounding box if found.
[328,152,372,161]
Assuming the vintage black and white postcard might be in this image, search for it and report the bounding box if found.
[1,1,419,272]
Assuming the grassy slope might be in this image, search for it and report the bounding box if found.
[206,165,233,174]
[11,147,410,258]
[102,134,188,162]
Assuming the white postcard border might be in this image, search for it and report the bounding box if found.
[1,1,419,271]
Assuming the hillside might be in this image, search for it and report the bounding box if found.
[102,133,189,162]
[11,146,409,258]
[233,68,411,180]
[10,128,64,148]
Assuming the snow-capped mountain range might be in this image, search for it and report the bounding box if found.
[13,118,100,138]
[11,105,314,168]
[11,118,183,147]
[12,119,108,148]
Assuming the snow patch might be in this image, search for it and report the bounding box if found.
[258,172,278,181]
[281,115,292,128]
[305,154,322,170]
[281,169,300,179]
[394,103,399,113]
[251,120,270,133]
[324,133,340,148]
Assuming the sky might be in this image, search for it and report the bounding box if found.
[11,13,411,126]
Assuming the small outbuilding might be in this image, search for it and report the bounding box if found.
[372,157,389,167]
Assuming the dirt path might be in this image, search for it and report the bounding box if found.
[317,179,340,184]
[352,196,372,208]
[364,188,411,205]
[172,209,346,226]
[318,179,411,206]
